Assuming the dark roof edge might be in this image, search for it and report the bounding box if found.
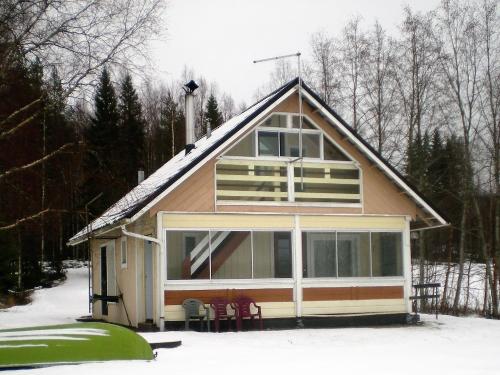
[300,80,449,224]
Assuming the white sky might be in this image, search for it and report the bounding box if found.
[150,0,441,105]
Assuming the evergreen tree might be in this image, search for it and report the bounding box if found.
[118,73,145,189]
[428,130,445,199]
[204,94,223,134]
[82,67,120,215]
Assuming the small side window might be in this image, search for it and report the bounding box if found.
[121,238,127,269]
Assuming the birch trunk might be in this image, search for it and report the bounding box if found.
[453,200,468,314]
[473,197,498,316]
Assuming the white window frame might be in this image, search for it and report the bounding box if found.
[253,112,355,162]
[165,228,294,282]
[120,237,127,269]
[302,230,404,280]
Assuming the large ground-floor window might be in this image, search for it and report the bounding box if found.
[166,230,292,280]
[303,231,403,278]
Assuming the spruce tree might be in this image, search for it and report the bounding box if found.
[204,94,223,134]
[83,67,120,215]
[118,73,144,189]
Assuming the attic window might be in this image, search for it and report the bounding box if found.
[222,112,353,162]
[323,136,350,161]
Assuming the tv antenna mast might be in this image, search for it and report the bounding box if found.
[253,52,305,189]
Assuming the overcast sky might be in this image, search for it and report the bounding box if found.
[150,0,441,106]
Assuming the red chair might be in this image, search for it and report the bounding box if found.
[209,297,234,332]
[232,296,263,331]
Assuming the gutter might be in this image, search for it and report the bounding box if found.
[121,224,165,331]
[410,223,451,232]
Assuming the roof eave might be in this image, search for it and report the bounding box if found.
[67,218,130,246]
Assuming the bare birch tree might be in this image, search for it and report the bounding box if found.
[362,22,400,162]
[435,0,495,314]
[395,7,442,175]
[309,31,341,107]
[477,0,500,313]
[337,17,369,134]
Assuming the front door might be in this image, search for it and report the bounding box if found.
[144,241,153,321]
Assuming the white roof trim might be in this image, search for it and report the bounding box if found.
[300,89,447,225]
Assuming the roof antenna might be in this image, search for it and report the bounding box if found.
[253,52,305,190]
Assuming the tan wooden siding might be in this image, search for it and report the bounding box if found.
[302,286,404,301]
[164,288,294,305]
[302,299,406,315]
[150,160,215,214]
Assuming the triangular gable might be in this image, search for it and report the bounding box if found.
[69,78,446,245]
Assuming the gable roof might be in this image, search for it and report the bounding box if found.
[68,78,446,245]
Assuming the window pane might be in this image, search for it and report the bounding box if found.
[302,232,337,277]
[292,115,316,129]
[337,232,370,277]
[253,232,292,278]
[211,231,252,279]
[324,136,350,161]
[279,132,320,158]
[225,131,255,157]
[258,131,279,156]
[302,133,320,158]
[167,231,210,280]
[371,232,403,276]
[280,132,300,157]
[262,114,287,128]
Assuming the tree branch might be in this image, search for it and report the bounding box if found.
[0,142,77,181]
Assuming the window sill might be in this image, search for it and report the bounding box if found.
[164,278,294,290]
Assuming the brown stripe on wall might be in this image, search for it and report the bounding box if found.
[303,286,404,301]
[165,288,293,305]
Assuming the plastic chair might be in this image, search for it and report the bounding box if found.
[182,298,210,331]
[210,297,234,332]
[232,296,263,331]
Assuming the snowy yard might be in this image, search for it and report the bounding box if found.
[1,267,499,375]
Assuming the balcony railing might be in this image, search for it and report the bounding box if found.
[216,159,361,204]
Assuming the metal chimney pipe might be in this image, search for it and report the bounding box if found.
[183,80,199,155]
[138,169,145,184]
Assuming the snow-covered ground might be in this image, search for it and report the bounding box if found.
[0,268,89,329]
[1,268,500,375]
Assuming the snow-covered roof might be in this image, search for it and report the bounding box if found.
[68,79,298,245]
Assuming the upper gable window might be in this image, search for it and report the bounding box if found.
[262,114,287,128]
[223,113,352,162]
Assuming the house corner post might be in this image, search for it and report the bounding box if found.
[157,212,166,331]
[403,216,412,313]
[294,215,303,320]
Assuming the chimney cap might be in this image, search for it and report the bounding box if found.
[184,80,199,93]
